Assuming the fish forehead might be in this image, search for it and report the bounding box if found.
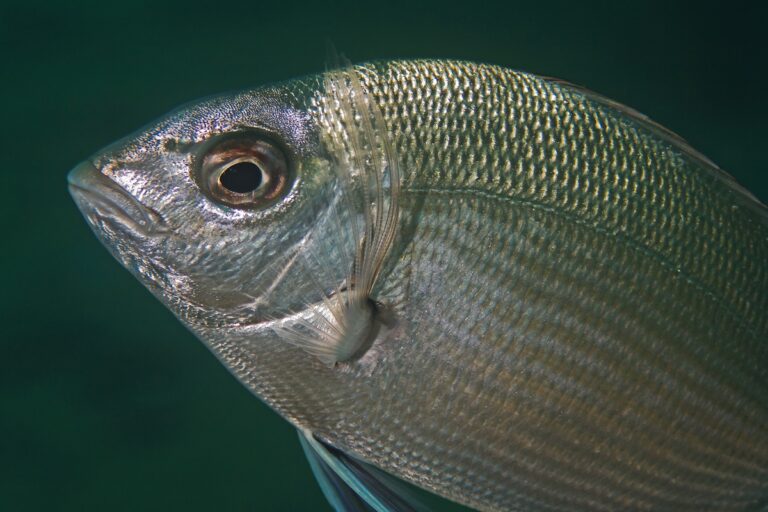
[93,82,321,172]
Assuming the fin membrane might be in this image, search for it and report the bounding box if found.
[298,429,423,512]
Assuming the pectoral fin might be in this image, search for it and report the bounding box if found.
[298,429,423,512]
[270,61,402,366]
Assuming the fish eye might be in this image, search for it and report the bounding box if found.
[198,134,289,208]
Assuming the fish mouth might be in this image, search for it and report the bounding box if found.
[68,160,169,238]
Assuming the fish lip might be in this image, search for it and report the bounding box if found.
[67,160,170,238]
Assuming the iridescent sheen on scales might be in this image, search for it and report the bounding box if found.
[69,60,768,512]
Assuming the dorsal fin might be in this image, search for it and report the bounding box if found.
[543,76,768,221]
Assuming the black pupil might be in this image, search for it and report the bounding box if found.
[219,162,263,193]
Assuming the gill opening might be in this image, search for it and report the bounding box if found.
[270,61,401,366]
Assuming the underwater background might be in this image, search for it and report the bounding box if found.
[2,1,766,510]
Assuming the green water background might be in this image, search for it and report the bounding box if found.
[2,1,767,510]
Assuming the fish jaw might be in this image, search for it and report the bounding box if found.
[68,160,169,239]
[67,159,179,309]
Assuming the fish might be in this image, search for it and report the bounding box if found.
[68,59,768,511]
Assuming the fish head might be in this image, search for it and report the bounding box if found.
[69,66,403,431]
[68,81,352,333]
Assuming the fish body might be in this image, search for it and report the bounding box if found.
[69,60,768,511]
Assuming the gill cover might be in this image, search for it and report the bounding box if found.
[268,65,401,366]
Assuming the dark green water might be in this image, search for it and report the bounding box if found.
[2,1,766,510]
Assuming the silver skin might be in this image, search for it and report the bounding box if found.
[70,83,330,326]
[69,74,413,496]
[70,61,768,511]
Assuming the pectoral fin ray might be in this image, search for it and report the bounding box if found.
[271,61,401,365]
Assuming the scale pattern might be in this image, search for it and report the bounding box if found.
[309,61,768,511]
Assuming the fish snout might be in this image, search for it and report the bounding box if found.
[68,161,168,238]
